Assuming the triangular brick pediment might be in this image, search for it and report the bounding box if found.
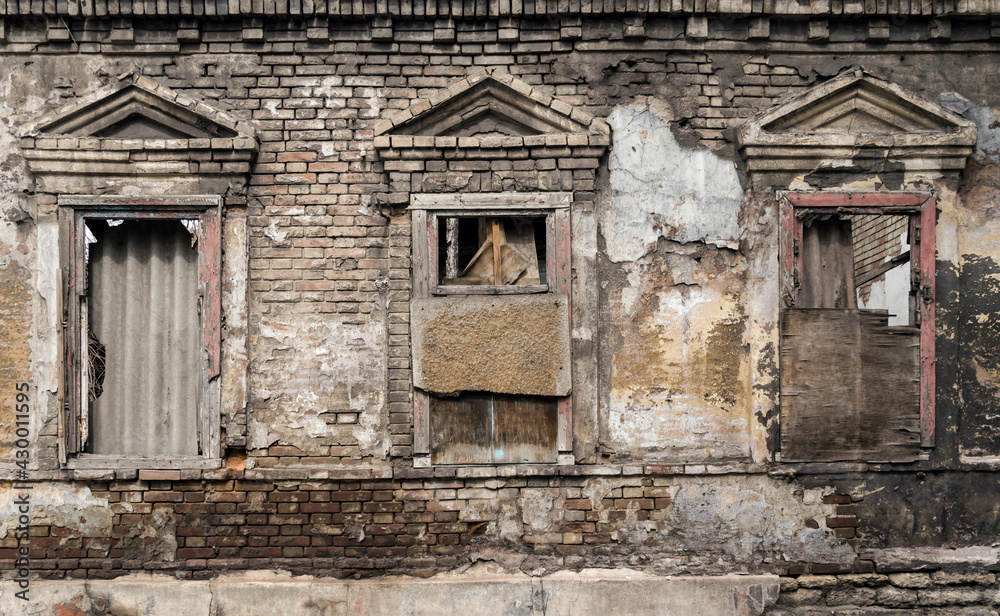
[738,68,977,173]
[375,70,602,139]
[25,73,253,141]
[21,74,258,195]
[761,75,958,135]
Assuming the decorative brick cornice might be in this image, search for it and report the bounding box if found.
[2,1,1000,18]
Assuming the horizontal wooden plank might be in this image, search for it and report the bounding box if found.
[784,191,932,209]
[60,195,222,208]
[432,284,549,295]
[410,192,572,210]
[65,454,222,469]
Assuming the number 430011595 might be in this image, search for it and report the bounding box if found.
[15,382,30,471]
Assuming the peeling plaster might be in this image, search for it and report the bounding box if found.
[603,103,743,262]
[604,245,753,462]
[940,92,1000,164]
[251,314,389,458]
[264,219,288,243]
[519,489,557,532]
[0,67,42,466]
[575,476,855,570]
[0,483,112,539]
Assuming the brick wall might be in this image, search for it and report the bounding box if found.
[851,214,909,303]
[2,8,1000,613]
[0,470,855,580]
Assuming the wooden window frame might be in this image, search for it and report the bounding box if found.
[59,195,223,469]
[410,192,574,463]
[779,191,936,447]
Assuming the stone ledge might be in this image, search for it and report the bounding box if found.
[2,571,780,616]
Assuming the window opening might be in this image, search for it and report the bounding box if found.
[779,193,935,462]
[797,213,915,326]
[851,214,912,326]
[437,215,547,287]
[83,218,202,456]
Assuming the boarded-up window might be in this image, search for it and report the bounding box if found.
[780,310,920,461]
[779,193,935,462]
[62,197,222,465]
[410,194,573,465]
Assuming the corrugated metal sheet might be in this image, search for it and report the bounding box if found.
[86,219,201,456]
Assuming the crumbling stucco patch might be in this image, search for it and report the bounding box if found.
[603,103,743,262]
[0,257,31,465]
[411,294,571,397]
[0,483,112,539]
[118,506,178,562]
[580,475,855,570]
[941,92,1000,164]
[221,211,249,445]
[0,70,38,465]
[604,244,753,462]
[665,480,856,564]
[519,488,558,532]
[250,313,389,458]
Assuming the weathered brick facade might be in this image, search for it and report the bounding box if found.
[2,4,1000,614]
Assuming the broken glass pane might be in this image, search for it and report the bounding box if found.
[437,215,546,287]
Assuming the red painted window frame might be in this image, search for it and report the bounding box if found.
[60,195,222,459]
[779,191,936,447]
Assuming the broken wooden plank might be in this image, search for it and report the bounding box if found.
[491,218,502,285]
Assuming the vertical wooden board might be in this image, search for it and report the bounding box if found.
[919,201,936,446]
[411,210,429,298]
[200,206,222,378]
[63,211,81,453]
[779,194,796,306]
[857,317,921,454]
[557,396,572,452]
[414,391,430,454]
[493,394,558,463]
[780,309,921,462]
[780,309,861,461]
[552,208,571,294]
[430,393,492,464]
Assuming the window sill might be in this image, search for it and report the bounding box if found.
[432,284,550,295]
[64,455,223,471]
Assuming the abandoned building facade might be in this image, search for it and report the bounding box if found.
[2,3,1000,614]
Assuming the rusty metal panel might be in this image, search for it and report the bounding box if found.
[780,309,921,462]
[411,294,571,397]
[87,219,201,456]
